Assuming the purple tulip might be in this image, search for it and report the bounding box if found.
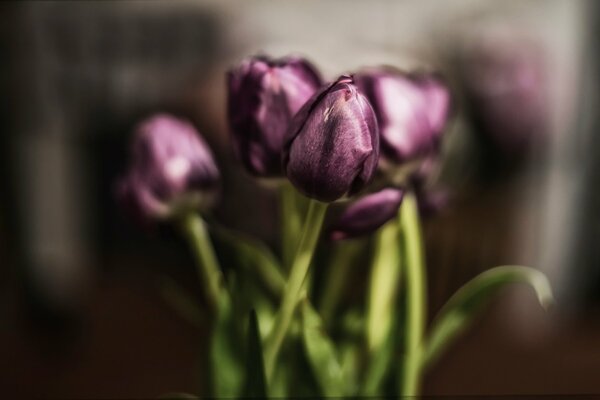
[330,188,404,240]
[118,114,220,222]
[227,55,322,176]
[354,68,451,164]
[283,75,379,202]
[460,35,548,155]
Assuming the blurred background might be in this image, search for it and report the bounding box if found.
[1,0,599,397]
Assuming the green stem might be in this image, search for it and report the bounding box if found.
[366,219,402,353]
[280,181,303,272]
[264,199,328,381]
[179,213,225,312]
[361,219,403,396]
[399,193,427,398]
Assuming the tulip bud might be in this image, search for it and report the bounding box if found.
[227,55,322,176]
[330,188,404,240]
[283,75,379,202]
[118,114,220,222]
[354,68,450,164]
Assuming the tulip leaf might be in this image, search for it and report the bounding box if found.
[226,261,275,343]
[422,265,554,369]
[242,309,268,398]
[362,320,398,396]
[338,339,361,396]
[208,298,244,398]
[269,355,292,398]
[300,299,345,397]
[210,224,285,300]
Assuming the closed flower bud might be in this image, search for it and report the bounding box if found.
[354,68,450,164]
[227,55,322,176]
[283,75,379,202]
[118,114,220,222]
[330,188,404,240]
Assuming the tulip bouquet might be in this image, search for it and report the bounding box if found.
[118,55,553,398]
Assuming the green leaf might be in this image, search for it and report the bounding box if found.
[242,310,268,398]
[300,299,345,397]
[269,355,291,398]
[422,265,554,369]
[338,339,361,396]
[270,339,322,398]
[361,320,397,396]
[227,261,275,342]
[208,298,244,398]
[210,224,285,300]
[337,309,364,396]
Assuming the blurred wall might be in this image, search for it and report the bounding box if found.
[3,0,587,318]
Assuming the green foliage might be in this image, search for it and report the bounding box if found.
[366,220,402,354]
[208,298,244,398]
[242,310,268,398]
[362,320,398,396]
[423,265,554,369]
[300,299,346,397]
[170,197,554,399]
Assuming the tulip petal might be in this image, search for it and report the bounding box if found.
[227,55,322,176]
[118,114,219,222]
[355,69,450,164]
[284,76,380,202]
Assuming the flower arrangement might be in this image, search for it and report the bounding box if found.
[117,54,553,399]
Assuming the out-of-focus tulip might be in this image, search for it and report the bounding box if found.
[330,188,404,240]
[118,114,220,222]
[416,188,450,217]
[460,34,548,155]
[283,75,379,202]
[227,55,322,176]
[354,68,451,164]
